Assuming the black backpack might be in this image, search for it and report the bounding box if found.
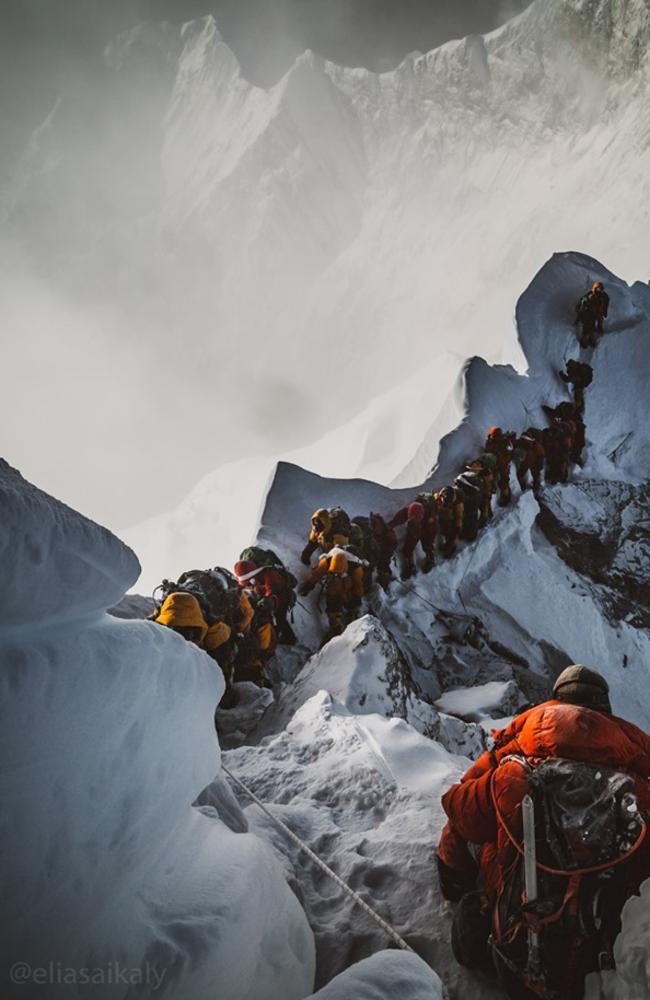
[328,506,351,539]
[455,472,482,502]
[491,758,646,999]
[153,568,236,625]
[567,360,593,387]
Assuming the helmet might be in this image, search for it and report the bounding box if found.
[328,549,348,575]
[439,486,455,504]
[234,559,260,584]
[553,664,611,712]
[407,501,425,523]
[311,508,331,533]
[487,426,502,439]
[592,281,604,293]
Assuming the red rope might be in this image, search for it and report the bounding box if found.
[490,766,647,877]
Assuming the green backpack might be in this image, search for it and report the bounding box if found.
[350,516,379,567]
[478,452,498,473]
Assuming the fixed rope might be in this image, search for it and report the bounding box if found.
[222,764,414,954]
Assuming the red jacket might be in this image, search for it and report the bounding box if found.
[438,701,650,901]
[244,567,292,614]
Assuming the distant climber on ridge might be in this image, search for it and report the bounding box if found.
[466,454,497,527]
[436,665,650,999]
[234,547,298,646]
[513,427,545,492]
[559,359,593,415]
[454,467,484,543]
[484,427,515,507]
[433,486,464,558]
[542,419,572,484]
[575,281,609,348]
[299,545,367,643]
[368,512,397,590]
[388,493,438,579]
[545,401,586,467]
[301,507,351,566]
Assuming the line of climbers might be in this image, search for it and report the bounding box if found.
[436,664,650,1000]
[297,356,592,624]
[145,352,594,693]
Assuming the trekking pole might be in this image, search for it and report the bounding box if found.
[522,794,542,982]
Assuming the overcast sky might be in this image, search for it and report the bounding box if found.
[0,0,532,528]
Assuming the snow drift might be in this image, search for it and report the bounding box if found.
[0,461,314,999]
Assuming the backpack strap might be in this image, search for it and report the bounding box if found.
[490,767,647,878]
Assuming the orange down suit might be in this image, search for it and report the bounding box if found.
[438,701,650,903]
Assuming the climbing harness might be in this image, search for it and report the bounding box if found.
[222,764,414,954]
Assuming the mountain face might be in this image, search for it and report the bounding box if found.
[3,0,650,532]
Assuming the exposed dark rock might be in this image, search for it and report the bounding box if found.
[537,480,650,628]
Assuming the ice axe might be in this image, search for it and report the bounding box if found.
[522,794,543,985]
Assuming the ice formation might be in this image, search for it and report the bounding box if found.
[0,461,314,999]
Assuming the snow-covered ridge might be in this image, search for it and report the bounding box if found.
[253,251,650,731]
[0,459,140,628]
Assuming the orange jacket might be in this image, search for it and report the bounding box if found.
[307,550,366,607]
[438,701,650,901]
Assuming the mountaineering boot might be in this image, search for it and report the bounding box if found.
[422,554,435,574]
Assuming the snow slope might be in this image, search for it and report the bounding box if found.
[306,951,443,1000]
[222,689,499,995]
[0,461,314,1000]
[4,0,650,538]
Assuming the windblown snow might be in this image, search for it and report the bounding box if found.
[3,0,650,546]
